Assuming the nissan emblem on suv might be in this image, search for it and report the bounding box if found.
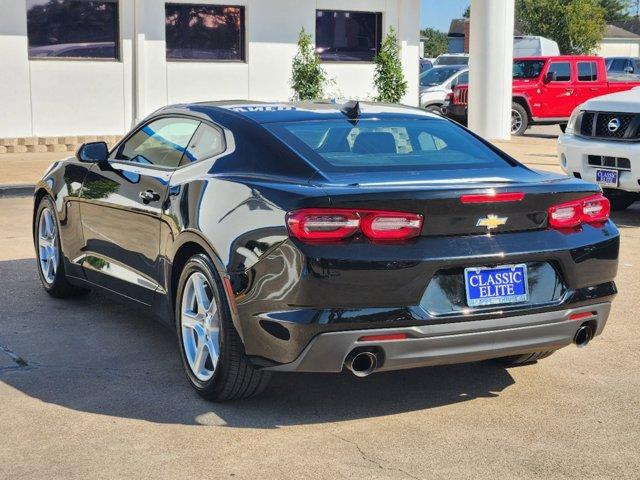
[608,118,621,132]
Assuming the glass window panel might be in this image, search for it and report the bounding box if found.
[268,119,513,172]
[182,123,225,165]
[578,62,598,82]
[165,4,245,61]
[548,62,571,82]
[26,0,118,59]
[113,117,200,169]
[315,10,382,62]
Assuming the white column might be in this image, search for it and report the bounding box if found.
[397,0,420,106]
[0,0,33,138]
[468,0,514,140]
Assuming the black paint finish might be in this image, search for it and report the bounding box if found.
[33,101,620,368]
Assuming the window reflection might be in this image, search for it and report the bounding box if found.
[315,10,382,62]
[26,0,118,59]
[165,4,245,61]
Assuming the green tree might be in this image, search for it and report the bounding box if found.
[598,0,632,21]
[290,27,326,101]
[517,0,606,54]
[463,5,471,18]
[374,26,408,103]
[420,27,448,57]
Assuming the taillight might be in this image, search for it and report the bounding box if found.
[286,209,423,242]
[548,194,610,230]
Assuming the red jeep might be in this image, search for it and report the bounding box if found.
[442,55,640,135]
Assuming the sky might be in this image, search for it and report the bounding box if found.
[421,0,470,31]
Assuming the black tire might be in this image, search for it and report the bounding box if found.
[34,196,89,298]
[495,350,555,366]
[559,123,567,133]
[175,254,271,401]
[511,102,529,136]
[425,104,442,115]
[603,189,637,211]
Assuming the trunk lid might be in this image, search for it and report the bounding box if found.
[311,169,599,237]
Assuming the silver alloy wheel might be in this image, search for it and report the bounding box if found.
[511,109,523,134]
[38,207,58,284]
[180,272,220,381]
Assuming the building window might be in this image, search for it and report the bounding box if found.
[165,4,245,61]
[315,10,382,62]
[26,0,119,59]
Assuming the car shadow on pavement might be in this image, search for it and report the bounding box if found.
[611,204,640,228]
[0,259,516,429]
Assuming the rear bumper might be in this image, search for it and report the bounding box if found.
[265,303,611,373]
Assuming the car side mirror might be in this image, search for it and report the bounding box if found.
[543,71,556,84]
[76,142,108,164]
[624,66,634,74]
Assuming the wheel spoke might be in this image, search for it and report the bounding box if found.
[193,276,211,314]
[193,337,209,374]
[207,332,219,370]
[181,310,201,330]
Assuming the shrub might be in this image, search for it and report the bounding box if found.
[290,27,327,101]
[374,26,408,103]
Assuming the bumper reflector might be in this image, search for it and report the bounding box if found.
[358,333,408,342]
[569,312,595,321]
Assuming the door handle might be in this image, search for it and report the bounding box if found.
[139,190,160,203]
[564,88,574,95]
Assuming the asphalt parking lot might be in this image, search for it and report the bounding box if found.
[1,130,639,479]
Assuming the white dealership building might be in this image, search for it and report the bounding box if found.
[0,0,420,145]
[1,0,515,149]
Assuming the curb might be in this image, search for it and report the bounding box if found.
[0,185,35,198]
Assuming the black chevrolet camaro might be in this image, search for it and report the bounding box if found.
[33,101,619,400]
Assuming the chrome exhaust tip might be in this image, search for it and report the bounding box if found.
[574,324,594,348]
[346,351,378,377]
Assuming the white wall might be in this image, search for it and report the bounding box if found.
[597,39,640,57]
[1,0,419,138]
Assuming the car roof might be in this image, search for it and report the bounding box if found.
[161,100,439,125]
[514,55,600,61]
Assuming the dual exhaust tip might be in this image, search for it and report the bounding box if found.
[574,324,594,348]
[345,350,379,377]
[346,323,595,376]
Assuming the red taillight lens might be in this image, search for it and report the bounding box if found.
[286,209,360,241]
[360,212,423,240]
[287,209,423,242]
[548,194,610,230]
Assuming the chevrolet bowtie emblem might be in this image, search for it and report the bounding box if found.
[476,214,508,230]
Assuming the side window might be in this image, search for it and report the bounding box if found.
[548,62,571,82]
[112,117,200,168]
[578,61,598,81]
[181,123,226,166]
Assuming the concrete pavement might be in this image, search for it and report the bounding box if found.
[1,129,639,479]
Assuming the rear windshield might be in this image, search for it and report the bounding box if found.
[420,67,463,86]
[267,119,515,173]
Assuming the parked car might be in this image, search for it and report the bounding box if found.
[419,65,468,113]
[443,55,640,135]
[433,53,469,66]
[513,36,560,57]
[558,88,640,210]
[33,101,619,401]
[419,57,434,74]
[605,56,640,75]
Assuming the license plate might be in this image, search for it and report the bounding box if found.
[464,264,529,307]
[595,169,618,187]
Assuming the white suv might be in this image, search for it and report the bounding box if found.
[558,88,640,210]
